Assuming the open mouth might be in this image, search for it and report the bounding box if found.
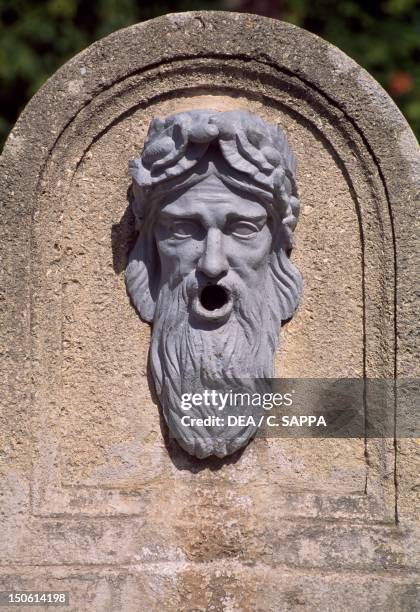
[191,284,233,322]
[200,285,229,311]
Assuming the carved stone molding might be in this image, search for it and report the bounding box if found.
[1,12,418,609]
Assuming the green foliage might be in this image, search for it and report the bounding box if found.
[0,0,222,146]
[0,0,418,148]
[280,0,420,138]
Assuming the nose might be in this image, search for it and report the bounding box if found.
[197,228,229,278]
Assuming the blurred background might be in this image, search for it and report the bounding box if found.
[0,0,419,149]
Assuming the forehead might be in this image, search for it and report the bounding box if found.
[159,174,267,220]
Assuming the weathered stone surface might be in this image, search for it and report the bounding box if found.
[0,11,418,611]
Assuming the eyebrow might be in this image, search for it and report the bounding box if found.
[158,210,202,221]
[159,210,267,223]
[225,212,267,223]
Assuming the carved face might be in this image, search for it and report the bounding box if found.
[154,175,272,327]
[126,109,302,459]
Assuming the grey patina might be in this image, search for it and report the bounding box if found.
[0,11,419,608]
[126,110,302,458]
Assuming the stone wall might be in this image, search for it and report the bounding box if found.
[0,12,418,611]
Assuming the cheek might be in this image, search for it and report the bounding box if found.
[227,227,272,273]
[156,238,202,278]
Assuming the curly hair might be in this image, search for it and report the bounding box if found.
[129,109,300,251]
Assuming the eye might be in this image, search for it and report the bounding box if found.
[228,221,260,238]
[171,220,199,239]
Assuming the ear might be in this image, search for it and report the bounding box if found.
[125,231,160,323]
[268,249,303,324]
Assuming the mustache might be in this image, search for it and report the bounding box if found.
[175,270,242,304]
[167,270,258,328]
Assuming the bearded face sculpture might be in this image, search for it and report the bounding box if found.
[126,110,302,459]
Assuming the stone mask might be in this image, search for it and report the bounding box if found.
[126,110,302,459]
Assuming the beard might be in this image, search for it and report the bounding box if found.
[149,270,281,458]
